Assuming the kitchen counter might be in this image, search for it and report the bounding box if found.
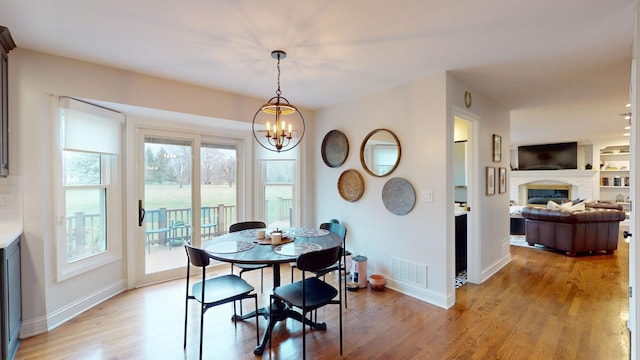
[0,221,22,248]
[455,209,469,217]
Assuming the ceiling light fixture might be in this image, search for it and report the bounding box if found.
[252,50,305,153]
[620,112,632,134]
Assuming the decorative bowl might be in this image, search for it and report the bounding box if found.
[369,274,386,291]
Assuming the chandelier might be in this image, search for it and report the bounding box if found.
[252,50,305,153]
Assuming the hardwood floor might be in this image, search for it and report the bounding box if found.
[15,240,630,359]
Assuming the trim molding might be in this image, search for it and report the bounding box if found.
[385,278,448,309]
[20,280,126,338]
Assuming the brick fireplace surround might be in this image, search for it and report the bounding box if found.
[509,170,599,206]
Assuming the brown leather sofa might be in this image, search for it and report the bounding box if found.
[521,202,626,256]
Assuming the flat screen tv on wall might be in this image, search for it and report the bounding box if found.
[517,142,578,170]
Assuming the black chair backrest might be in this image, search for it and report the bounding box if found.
[320,222,347,240]
[185,244,210,268]
[229,221,266,233]
[296,246,342,272]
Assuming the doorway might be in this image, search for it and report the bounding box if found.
[454,116,469,287]
[135,129,241,286]
[453,111,478,289]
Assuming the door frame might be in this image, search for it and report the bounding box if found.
[452,106,480,287]
[630,55,638,359]
[133,127,199,286]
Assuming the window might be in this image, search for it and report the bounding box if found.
[263,160,295,228]
[56,97,123,280]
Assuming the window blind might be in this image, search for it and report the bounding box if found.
[59,97,124,155]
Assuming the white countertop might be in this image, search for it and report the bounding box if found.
[455,209,469,217]
[0,221,22,248]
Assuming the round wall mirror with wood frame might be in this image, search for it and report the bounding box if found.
[360,128,401,177]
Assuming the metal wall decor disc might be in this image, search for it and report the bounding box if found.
[322,130,349,167]
[382,177,416,215]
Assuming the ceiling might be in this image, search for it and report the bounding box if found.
[0,0,636,146]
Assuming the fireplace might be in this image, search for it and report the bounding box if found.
[510,170,596,206]
[526,184,572,206]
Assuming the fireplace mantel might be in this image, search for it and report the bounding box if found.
[510,170,597,178]
[509,170,598,205]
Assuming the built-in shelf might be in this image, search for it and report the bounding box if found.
[599,145,630,200]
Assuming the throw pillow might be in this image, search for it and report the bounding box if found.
[560,201,574,211]
[547,200,561,210]
[570,202,586,212]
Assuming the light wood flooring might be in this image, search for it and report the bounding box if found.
[15,240,630,359]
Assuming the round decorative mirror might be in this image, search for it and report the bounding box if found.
[360,129,401,177]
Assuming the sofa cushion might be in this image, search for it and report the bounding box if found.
[546,200,587,212]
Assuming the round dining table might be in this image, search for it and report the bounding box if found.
[203,227,342,355]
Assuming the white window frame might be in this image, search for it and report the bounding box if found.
[55,98,123,281]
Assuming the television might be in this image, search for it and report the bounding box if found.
[517,142,578,170]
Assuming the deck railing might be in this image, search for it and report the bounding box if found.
[66,199,290,250]
[66,204,237,250]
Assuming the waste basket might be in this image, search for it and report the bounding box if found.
[351,255,368,288]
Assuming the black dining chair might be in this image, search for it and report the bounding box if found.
[270,246,343,360]
[183,244,259,360]
[229,221,269,294]
[290,219,348,308]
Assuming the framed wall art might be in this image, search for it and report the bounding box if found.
[486,166,495,195]
[493,134,501,162]
[499,167,506,193]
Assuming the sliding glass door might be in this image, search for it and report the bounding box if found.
[135,129,241,285]
[200,142,238,236]
[143,136,193,275]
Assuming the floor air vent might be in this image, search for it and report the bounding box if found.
[391,257,428,288]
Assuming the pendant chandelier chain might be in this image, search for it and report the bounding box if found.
[276,55,282,97]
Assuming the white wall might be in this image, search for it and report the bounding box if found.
[313,72,510,307]
[7,48,309,336]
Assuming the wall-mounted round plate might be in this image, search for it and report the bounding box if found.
[322,130,349,167]
[382,177,416,215]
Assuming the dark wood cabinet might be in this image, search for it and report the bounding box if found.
[455,214,467,274]
[0,26,16,177]
[0,237,20,360]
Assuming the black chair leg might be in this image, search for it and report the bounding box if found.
[233,301,238,328]
[268,295,273,350]
[302,309,307,360]
[199,305,205,360]
[344,267,348,309]
[291,266,294,283]
[183,297,189,349]
[254,295,259,345]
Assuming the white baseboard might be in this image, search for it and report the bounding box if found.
[480,252,511,283]
[385,277,449,309]
[20,280,126,338]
